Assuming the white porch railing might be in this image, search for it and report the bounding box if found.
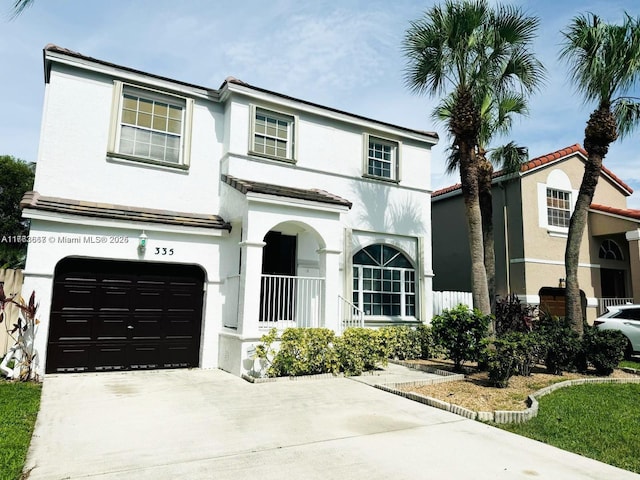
[259,274,324,329]
[338,295,364,333]
[598,297,634,315]
[433,290,473,316]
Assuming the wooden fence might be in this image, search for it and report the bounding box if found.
[0,269,24,358]
[433,290,473,316]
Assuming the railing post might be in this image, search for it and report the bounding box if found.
[318,248,341,332]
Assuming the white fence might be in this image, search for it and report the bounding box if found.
[259,274,324,330]
[598,297,634,315]
[338,295,364,333]
[433,290,473,316]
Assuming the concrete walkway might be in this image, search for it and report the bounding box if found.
[24,366,640,479]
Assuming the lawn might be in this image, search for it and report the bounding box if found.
[499,383,640,473]
[619,358,640,370]
[0,380,42,480]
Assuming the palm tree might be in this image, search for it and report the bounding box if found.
[436,92,529,314]
[403,0,545,314]
[560,12,640,334]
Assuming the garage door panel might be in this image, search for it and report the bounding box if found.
[47,259,204,374]
[94,314,129,340]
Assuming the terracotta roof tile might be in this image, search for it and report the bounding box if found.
[21,191,231,230]
[432,143,633,198]
[590,203,640,221]
[222,175,352,208]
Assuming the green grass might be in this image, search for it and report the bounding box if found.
[500,383,640,473]
[0,380,41,480]
[619,359,640,370]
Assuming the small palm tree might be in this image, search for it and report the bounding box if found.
[560,12,640,333]
[404,0,545,314]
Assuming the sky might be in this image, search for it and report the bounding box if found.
[1,0,639,207]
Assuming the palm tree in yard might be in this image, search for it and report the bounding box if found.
[560,12,640,334]
[436,92,529,313]
[403,0,545,314]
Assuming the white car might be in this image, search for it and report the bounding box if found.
[594,304,640,358]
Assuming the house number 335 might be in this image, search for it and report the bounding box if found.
[154,247,174,256]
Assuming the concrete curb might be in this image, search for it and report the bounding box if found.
[241,372,345,383]
[377,373,640,424]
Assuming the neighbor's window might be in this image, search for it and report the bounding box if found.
[251,107,295,161]
[366,136,398,180]
[599,239,624,260]
[352,244,416,317]
[546,188,571,228]
[109,81,193,167]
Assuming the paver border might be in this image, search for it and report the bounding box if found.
[376,370,640,424]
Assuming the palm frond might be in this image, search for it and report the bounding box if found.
[9,0,34,19]
[489,141,528,174]
[613,98,640,138]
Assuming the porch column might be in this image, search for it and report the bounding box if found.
[318,248,342,332]
[237,240,266,338]
[625,230,640,303]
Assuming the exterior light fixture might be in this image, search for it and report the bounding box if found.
[138,231,148,254]
[558,278,566,288]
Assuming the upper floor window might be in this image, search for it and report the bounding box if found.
[251,107,295,162]
[546,188,571,228]
[352,244,416,318]
[366,135,399,181]
[108,81,193,168]
[599,239,624,260]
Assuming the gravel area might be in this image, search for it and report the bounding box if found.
[400,360,638,412]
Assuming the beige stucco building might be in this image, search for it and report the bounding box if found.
[432,144,640,323]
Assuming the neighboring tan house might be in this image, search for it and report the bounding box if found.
[432,144,640,323]
[21,45,438,377]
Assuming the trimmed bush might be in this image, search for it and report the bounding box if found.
[581,327,627,376]
[431,305,491,371]
[334,327,387,376]
[484,331,544,387]
[378,326,421,360]
[535,315,581,375]
[416,323,435,359]
[256,328,338,377]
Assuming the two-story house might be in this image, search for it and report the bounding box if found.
[21,45,438,378]
[432,144,640,323]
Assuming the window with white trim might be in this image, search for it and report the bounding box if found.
[251,107,295,161]
[546,188,571,228]
[366,136,398,180]
[108,82,193,168]
[352,244,416,317]
[599,239,624,260]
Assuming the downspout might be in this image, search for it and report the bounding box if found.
[500,181,511,295]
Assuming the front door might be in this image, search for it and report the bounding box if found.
[601,269,626,298]
[260,231,296,322]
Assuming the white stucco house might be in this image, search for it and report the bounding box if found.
[21,45,438,377]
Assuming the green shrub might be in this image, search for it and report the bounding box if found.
[378,326,421,360]
[535,315,581,375]
[431,305,491,371]
[256,328,338,377]
[581,327,627,376]
[416,324,435,359]
[334,328,386,376]
[484,331,544,387]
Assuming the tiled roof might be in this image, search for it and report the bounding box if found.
[590,203,640,221]
[221,175,352,208]
[20,191,231,230]
[432,144,633,198]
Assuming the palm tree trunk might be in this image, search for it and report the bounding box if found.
[460,143,491,315]
[479,156,496,315]
[565,105,617,334]
[564,155,601,334]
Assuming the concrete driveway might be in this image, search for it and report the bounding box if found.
[25,368,639,480]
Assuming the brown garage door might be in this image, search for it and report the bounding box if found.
[46,258,204,373]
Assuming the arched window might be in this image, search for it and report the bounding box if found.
[599,239,623,260]
[352,244,416,317]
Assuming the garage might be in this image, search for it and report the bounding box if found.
[46,257,205,373]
